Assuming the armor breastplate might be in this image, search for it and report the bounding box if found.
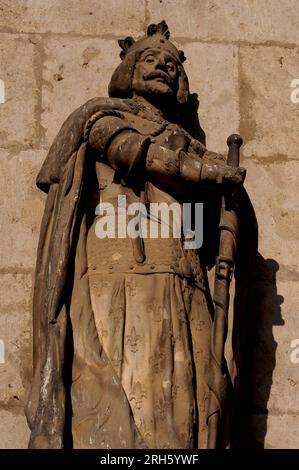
[87,109,207,291]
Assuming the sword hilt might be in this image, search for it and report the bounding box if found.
[227,134,243,168]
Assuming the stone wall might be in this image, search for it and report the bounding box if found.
[0,0,298,448]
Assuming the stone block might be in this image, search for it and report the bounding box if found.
[182,42,239,153]
[0,274,32,406]
[244,160,299,267]
[249,413,299,448]
[147,0,299,45]
[41,36,119,146]
[239,46,299,160]
[0,33,39,148]
[0,0,145,36]
[0,410,29,448]
[0,273,32,309]
[0,149,46,269]
[147,0,203,40]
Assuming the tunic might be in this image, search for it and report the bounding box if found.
[70,99,213,448]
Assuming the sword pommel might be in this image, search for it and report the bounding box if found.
[226,133,243,167]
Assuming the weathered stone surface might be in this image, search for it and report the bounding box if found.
[249,414,299,448]
[0,274,32,309]
[0,33,39,148]
[0,274,32,405]
[182,42,239,153]
[42,37,119,146]
[0,410,29,448]
[0,0,145,36]
[147,0,299,45]
[240,46,299,160]
[248,279,299,416]
[244,160,299,267]
[0,149,46,269]
[0,2,297,450]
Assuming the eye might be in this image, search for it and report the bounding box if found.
[144,55,155,63]
[166,62,175,72]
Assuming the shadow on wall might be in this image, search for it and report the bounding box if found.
[232,253,284,448]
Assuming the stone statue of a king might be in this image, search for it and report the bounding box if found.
[26,21,247,449]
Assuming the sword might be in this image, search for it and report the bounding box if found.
[207,134,243,448]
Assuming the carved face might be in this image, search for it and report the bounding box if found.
[132,48,178,98]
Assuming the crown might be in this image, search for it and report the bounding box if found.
[117,20,186,63]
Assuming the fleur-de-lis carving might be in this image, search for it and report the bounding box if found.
[137,418,152,439]
[156,395,171,421]
[196,320,205,332]
[98,320,108,343]
[109,305,123,322]
[146,301,163,322]
[126,327,141,353]
[147,20,170,39]
[126,279,136,297]
[118,36,135,60]
[98,279,109,290]
[112,347,121,369]
[195,348,203,363]
[149,351,165,373]
[129,381,147,410]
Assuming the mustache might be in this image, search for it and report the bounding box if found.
[143,70,173,86]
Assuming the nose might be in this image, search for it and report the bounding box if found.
[155,54,167,71]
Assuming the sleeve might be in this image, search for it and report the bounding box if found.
[85,111,151,181]
[85,111,241,195]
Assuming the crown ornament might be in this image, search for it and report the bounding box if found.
[117,20,186,63]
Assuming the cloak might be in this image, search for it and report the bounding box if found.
[25,97,148,448]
